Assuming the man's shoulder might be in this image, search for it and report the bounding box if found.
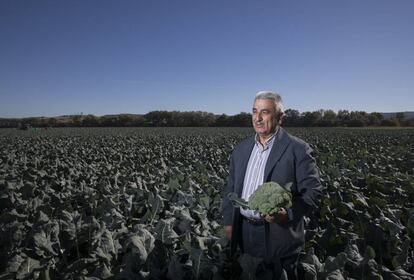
[281,128,310,150]
[289,135,309,148]
[233,136,254,154]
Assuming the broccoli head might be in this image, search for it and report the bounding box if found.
[248,182,293,215]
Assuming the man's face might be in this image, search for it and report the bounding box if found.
[252,98,279,138]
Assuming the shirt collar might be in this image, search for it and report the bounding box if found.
[254,127,279,150]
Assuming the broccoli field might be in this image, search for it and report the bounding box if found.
[0,127,413,280]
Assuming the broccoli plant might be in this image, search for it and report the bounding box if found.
[228,182,293,215]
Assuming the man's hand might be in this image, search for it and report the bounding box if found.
[263,208,288,223]
[224,226,232,240]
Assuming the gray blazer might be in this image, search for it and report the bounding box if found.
[222,127,323,258]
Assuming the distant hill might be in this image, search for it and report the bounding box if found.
[380,111,414,120]
[100,113,144,118]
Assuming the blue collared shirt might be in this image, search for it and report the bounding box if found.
[240,130,278,219]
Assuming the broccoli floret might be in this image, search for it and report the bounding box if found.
[248,182,293,215]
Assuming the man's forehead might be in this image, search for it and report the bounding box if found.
[253,99,276,110]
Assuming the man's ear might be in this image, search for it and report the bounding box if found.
[278,112,285,124]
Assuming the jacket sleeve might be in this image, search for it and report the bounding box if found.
[290,142,323,220]
[222,153,235,226]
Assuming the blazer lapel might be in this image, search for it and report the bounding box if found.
[264,127,291,181]
[235,137,255,196]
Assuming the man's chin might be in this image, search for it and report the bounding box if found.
[254,129,267,136]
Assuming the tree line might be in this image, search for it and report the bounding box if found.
[0,109,412,129]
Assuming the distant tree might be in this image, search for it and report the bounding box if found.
[214,114,229,127]
[72,115,82,127]
[337,110,350,126]
[100,116,120,127]
[143,111,216,127]
[131,115,146,126]
[199,112,216,127]
[404,118,414,127]
[368,112,383,126]
[227,112,251,127]
[118,114,134,126]
[348,111,369,127]
[82,115,100,126]
[48,118,57,127]
[301,111,322,126]
[39,119,47,127]
[185,111,199,126]
[381,118,399,127]
[170,111,183,126]
[23,117,40,127]
[144,111,168,126]
[396,112,405,124]
[0,119,19,128]
[321,109,337,126]
[283,109,300,127]
[300,112,312,127]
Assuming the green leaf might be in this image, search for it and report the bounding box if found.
[154,218,179,245]
[392,238,411,269]
[190,248,211,280]
[321,252,347,276]
[302,247,322,273]
[16,257,41,280]
[33,230,57,257]
[227,192,249,210]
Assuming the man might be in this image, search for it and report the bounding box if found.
[222,91,323,279]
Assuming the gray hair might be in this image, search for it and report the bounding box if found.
[254,91,284,114]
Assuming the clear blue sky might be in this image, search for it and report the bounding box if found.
[1,0,413,117]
